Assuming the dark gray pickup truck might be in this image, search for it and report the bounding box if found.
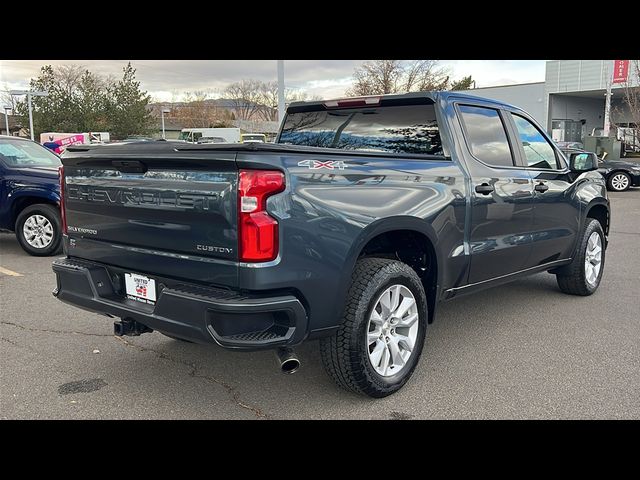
[52,92,610,397]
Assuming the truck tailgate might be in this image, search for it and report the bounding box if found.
[61,148,239,286]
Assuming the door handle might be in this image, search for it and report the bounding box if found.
[534,182,549,193]
[475,183,494,195]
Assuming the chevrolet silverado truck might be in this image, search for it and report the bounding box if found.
[1,135,63,256]
[52,92,610,397]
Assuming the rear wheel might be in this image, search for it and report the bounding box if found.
[608,172,631,191]
[15,204,62,256]
[320,258,428,398]
[556,218,605,296]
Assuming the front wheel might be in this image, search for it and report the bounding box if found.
[556,218,605,296]
[15,204,62,256]
[320,258,428,398]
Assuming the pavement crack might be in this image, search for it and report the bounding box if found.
[1,336,20,347]
[0,320,113,337]
[114,336,269,419]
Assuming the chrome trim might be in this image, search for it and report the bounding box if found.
[238,254,282,268]
[109,243,238,265]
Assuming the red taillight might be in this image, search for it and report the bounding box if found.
[58,165,67,235]
[238,169,285,262]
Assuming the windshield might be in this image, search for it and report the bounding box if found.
[0,138,61,167]
[279,103,444,156]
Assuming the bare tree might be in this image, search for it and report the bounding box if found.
[621,60,640,151]
[1,84,16,110]
[56,64,86,97]
[346,60,450,96]
[256,81,279,121]
[347,60,402,96]
[255,82,310,121]
[224,80,312,122]
[402,60,449,91]
[161,90,234,128]
[178,91,219,127]
[224,79,264,120]
[611,60,640,153]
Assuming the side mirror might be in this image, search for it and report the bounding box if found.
[570,152,598,172]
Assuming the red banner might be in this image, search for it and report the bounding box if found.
[612,60,629,84]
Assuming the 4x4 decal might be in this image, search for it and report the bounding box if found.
[297,160,348,170]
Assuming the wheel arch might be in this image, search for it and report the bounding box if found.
[339,217,442,324]
[11,193,60,230]
[585,200,610,238]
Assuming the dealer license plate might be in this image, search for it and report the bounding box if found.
[124,273,157,304]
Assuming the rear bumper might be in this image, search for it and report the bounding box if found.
[52,257,308,351]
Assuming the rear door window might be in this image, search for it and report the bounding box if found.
[458,105,514,167]
[280,104,444,156]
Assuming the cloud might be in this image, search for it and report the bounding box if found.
[1,59,546,102]
[446,60,545,87]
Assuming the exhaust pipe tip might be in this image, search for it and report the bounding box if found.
[275,348,300,374]
[281,357,300,374]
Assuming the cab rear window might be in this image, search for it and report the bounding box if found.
[279,104,444,156]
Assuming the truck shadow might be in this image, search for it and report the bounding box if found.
[95,271,585,418]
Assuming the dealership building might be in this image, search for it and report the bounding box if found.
[460,60,639,150]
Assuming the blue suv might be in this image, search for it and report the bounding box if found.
[0,135,62,255]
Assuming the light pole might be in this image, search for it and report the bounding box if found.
[9,89,49,141]
[161,108,170,139]
[3,106,10,136]
[277,60,285,125]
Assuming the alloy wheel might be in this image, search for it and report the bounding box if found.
[22,214,54,249]
[610,173,629,191]
[584,231,602,286]
[367,284,419,377]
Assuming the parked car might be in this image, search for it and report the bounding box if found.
[555,141,584,150]
[53,92,609,397]
[241,133,267,143]
[0,135,62,256]
[121,136,156,143]
[561,147,640,191]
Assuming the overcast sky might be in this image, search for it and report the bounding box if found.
[0,60,546,102]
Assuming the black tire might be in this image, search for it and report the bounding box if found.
[15,204,62,256]
[320,258,428,398]
[556,218,605,296]
[607,171,631,191]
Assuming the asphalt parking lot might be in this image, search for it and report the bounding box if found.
[1,189,638,419]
